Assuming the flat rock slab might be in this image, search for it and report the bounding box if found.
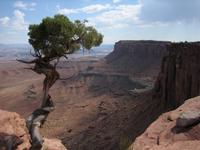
[176,111,200,128]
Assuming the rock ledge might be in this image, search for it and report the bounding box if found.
[131,96,200,150]
[0,109,67,150]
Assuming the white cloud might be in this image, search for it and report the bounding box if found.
[57,4,111,15]
[14,1,26,9]
[57,8,79,15]
[58,4,140,29]
[88,4,141,29]
[0,17,10,26]
[14,1,36,11]
[81,4,111,13]
[0,10,28,31]
[109,23,129,29]
[56,3,141,29]
[113,0,122,4]
[12,10,27,30]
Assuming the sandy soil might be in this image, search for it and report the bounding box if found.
[0,57,160,150]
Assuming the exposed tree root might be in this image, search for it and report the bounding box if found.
[19,59,60,149]
[27,95,55,149]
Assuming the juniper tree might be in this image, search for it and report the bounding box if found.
[18,14,103,149]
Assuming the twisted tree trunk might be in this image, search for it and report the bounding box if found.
[24,60,60,149]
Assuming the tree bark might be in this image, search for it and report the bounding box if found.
[25,60,60,149]
[27,96,54,149]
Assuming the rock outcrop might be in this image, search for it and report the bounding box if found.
[155,42,200,108]
[0,109,67,150]
[105,40,170,78]
[0,109,31,150]
[43,138,67,150]
[176,110,200,128]
[131,96,200,150]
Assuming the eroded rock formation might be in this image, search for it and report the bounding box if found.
[131,96,200,150]
[0,109,31,150]
[155,42,200,108]
[0,109,67,150]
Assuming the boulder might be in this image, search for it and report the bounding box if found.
[176,111,200,128]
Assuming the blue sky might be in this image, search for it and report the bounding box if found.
[0,0,200,44]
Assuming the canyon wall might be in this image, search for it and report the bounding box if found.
[105,40,170,78]
[155,42,200,108]
[130,42,200,150]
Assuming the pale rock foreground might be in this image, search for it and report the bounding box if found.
[0,109,67,150]
[131,96,200,150]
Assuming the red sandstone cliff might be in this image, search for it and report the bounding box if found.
[155,42,200,108]
[131,42,200,150]
[105,40,170,78]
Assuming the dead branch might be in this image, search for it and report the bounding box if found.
[17,59,37,64]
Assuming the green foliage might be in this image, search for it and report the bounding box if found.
[28,14,103,60]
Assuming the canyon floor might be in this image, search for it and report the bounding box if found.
[0,57,160,150]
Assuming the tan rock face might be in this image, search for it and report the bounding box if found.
[131,96,200,150]
[0,109,31,150]
[0,109,67,150]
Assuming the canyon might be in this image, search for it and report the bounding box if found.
[0,40,200,149]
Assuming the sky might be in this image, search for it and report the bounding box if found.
[0,0,200,44]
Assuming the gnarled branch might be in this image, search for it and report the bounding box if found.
[17,59,37,64]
